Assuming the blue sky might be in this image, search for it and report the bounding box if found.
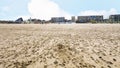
[0,0,30,20]
[0,0,120,20]
[53,0,120,14]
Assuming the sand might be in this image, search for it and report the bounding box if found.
[0,24,120,68]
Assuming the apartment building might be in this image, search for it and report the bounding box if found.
[77,15,103,23]
[51,17,65,23]
[109,14,120,22]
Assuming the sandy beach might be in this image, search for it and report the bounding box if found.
[0,24,120,68]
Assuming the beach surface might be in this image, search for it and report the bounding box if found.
[0,24,120,68]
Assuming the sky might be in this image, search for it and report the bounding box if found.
[0,0,120,20]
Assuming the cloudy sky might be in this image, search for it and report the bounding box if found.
[0,0,120,20]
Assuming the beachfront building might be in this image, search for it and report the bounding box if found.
[15,17,23,24]
[76,15,103,23]
[71,16,76,22]
[51,17,65,23]
[77,16,89,23]
[109,14,120,23]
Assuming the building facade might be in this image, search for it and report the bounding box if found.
[77,15,103,23]
[109,14,120,22]
[51,17,65,23]
[71,16,76,22]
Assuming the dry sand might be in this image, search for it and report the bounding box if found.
[0,24,120,68]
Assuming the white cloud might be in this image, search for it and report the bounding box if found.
[78,8,118,19]
[28,0,71,20]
